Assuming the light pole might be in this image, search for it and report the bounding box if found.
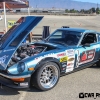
[3,2,7,32]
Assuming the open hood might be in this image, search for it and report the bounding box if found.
[0,16,43,70]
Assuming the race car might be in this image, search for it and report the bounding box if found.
[0,16,100,91]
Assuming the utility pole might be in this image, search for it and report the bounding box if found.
[97,3,98,8]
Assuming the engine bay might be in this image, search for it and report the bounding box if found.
[8,43,56,67]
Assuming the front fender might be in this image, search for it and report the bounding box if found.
[35,57,62,73]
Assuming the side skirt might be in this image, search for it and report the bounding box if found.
[60,61,97,77]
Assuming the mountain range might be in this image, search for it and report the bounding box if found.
[29,0,100,10]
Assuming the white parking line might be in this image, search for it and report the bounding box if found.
[19,92,27,100]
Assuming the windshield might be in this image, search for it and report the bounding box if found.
[47,30,82,46]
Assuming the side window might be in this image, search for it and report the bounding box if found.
[50,31,63,39]
[81,33,97,45]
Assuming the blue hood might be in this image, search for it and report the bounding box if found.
[0,16,43,70]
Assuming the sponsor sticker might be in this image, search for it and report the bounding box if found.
[57,53,66,57]
[60,56,68,62]
[20,82,28,86]
[67,63,74,66]
[67,58,75,61]
[80,49,95,63]
[0,55,8,68]
[3,49,15,52]
[66,49,74,56]
[0,55,8,64]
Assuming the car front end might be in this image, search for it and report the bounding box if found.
[0,61,32,89]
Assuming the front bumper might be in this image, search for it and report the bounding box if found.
[0,73,31,89]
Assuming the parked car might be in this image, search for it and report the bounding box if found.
[0,16,100,91]
[0,16,3,20]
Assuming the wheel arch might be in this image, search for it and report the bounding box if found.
[33,57,62,74]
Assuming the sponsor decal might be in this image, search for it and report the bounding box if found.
[75,50,80,68]
[35,53,55,60]
[32,53,56,65]
[0,55,8,68]
[0,55,8,64]
[67,58,75,61]
[61,62,67,72]
[66,67,74,73]
[66,49,74,56]
[67,63,74,66]
[80,49,95,64]
[20,82,28,86]
[3,49,15,52]
[60,56,68,62]
[57,53,66,57]
[62,64,67,68]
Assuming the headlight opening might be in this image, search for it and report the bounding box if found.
[17,62,25,73]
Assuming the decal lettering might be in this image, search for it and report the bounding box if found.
[66,49,74,56]
[60,56,68,62]
[61,62,67,72]
[80,49,95,64]
[57,53,66,57]
[3,49,15,52]
[35,53,55,60]
[65,49,75,73]
[67,63,74,66]
[67,58,75,61]
[0,55,8,68]
[0,55,8,64]
[20,82,28,86]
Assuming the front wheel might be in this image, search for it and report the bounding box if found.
[31,62,60,91]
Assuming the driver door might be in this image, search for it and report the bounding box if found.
[75,33,99,68]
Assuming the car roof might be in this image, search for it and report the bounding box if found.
[58,28,96,33]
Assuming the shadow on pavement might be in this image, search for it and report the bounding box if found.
[0,84,42,95]
[27,86,42,92]
[0,85,20,95]
[89,65,100,69]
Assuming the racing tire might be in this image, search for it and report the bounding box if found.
[31,62,60,91]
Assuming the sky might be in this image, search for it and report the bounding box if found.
[75,0,100,4]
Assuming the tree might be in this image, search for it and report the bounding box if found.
[96,7,99,14]
[70,9,76,13]
[91,7,96,13]
[65,9,69,13]
[80,9,84,13]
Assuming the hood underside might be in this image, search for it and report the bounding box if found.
[0,16,43,70]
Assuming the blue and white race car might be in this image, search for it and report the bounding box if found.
[0,16,100,91]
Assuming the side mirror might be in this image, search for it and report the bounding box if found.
[83,43,90,47]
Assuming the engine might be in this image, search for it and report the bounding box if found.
[9,44,47,66]
[8,42,57,67]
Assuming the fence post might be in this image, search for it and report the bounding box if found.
[28,32,33,42]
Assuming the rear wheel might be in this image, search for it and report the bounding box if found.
[31,62,60,91]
